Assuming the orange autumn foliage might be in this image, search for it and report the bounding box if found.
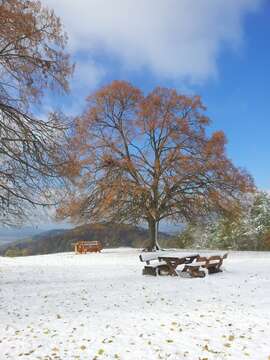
[58,81,254,249]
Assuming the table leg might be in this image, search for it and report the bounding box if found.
[164,260,179,276]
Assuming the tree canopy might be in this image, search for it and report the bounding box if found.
[58,81,254,250]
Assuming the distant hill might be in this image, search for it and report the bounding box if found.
[0,223,172,256]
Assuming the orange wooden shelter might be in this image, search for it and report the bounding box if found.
[73,240,102,254]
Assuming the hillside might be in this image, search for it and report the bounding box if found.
[0,223,171,256]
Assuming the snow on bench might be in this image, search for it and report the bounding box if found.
[183,253,228,275]
[140,251,228,277]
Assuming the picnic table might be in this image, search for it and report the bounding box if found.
[140,252,200,277]
[140,251,228,277]
[157,254,201,276]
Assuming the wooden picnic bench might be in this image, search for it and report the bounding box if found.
[182,253,228,276]
[140,252,228,278]
[140,252,201,277]
[73,240,102,254]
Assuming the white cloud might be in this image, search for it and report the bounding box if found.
[71,58,106,91]
[43,0,263,84]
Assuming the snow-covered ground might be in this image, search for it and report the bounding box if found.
[0,249,270,360]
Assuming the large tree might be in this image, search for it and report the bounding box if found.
[58,81,254,250]
[0,0,73,224]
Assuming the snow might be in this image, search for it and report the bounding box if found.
[0,248,270,360]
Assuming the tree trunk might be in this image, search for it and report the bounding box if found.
[147,218,160,251]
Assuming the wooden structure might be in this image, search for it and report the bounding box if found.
[140,253,201,277]
[140,252,228,277]
[183,253,228,276]
[73,240,102,254]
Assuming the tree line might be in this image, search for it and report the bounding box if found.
[172,191,270,251]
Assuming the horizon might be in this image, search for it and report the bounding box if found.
[0,222,181,244]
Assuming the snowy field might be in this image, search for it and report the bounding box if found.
[0,249,270,360]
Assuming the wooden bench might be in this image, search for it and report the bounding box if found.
[183,253,228,276]
[139,253,164,276]
[140,253,200,277]
[73,241,102,254]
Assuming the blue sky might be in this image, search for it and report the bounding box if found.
[41,0,270,190]
[201,5,270,190]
